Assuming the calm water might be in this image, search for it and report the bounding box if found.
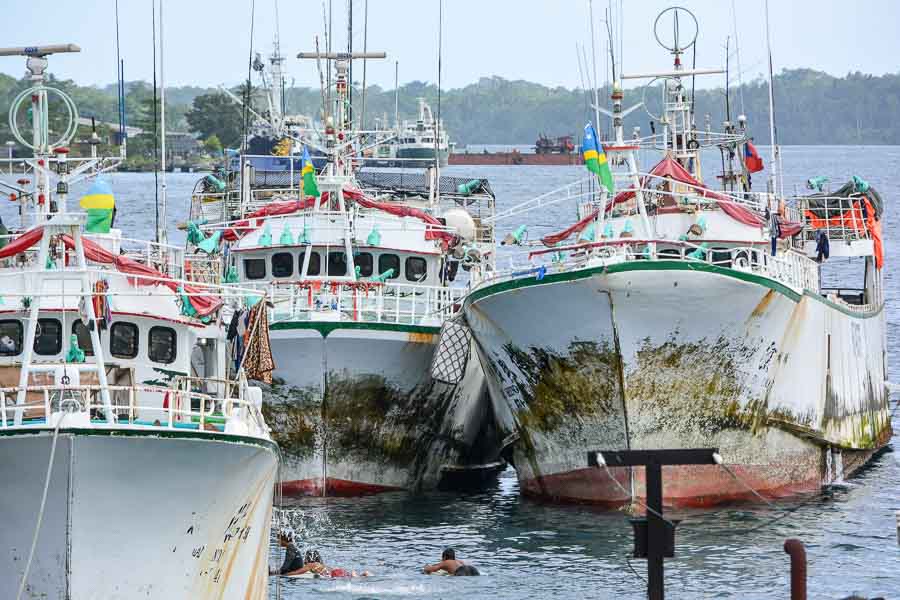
[2,147,897,598]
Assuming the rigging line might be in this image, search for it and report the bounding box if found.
[599,461,676,527]
[575,43,590,121]
[114,0,123,136]
[690,32,697,119]
[15,408,70,600]
[730,0,745,115]
[618,0,623,81]
[435,0,443,182]
[347,0,352,128]
[151,0,160,243]
[626,556,646,585]
[360,0,369,132]
[605,12,617,83]
[241,0,257,185]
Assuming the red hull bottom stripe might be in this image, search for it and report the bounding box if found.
[279,477,404,497]
[519,463,825,509]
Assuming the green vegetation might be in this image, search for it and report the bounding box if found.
[0,69,898,153]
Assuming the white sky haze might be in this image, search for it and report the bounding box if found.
[1,1,897,91]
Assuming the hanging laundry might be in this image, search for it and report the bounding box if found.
[766,207,781,256]
[815,230,830,263]
[242,301,275,384]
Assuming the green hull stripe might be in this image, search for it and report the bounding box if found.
[396,148,449,159]
[0,426,280,452]
[270,320,441,337]
[466,260,882,319]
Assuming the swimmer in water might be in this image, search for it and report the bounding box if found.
[289,549,373,578]
[423,547,479,576]
[270,530,304,576]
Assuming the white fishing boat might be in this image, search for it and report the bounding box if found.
[0,45,277,598]
[462,8,890,507]
[186,51,499,496]
[387,98,451,168]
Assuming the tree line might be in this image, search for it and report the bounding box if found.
[0,68,897,154]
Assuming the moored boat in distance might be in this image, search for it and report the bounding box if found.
[0,45,277,598]
[462,8,890,507]
[185,50,501,497]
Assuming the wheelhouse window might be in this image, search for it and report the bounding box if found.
[72,320,94,357]
[327,251,347,276]
[378,254,400,279]
[405,256,428,282]
[271,252,294,278]
[110,322,139,359]
[148,326,177,364]
[0,320,23,356]
[244,258,266,280]
[304,250,321,276]
[356,252,374,277]
[34,318,62,356]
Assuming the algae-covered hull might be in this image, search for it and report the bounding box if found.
[0,430,277,599]
[465,261,891,506]
[264,321,494,496]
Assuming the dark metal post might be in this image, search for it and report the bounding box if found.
[783,539,807,600]
[588,448,718,600]
[646,463,664,600]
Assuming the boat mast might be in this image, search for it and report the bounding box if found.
[158,0,168,245]
[764,0,779,198]
[394,60,399,132]
[588,0,602,145]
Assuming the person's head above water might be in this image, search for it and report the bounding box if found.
[277,529,293,547]
[442,548,456,561]
[305,549,322,563]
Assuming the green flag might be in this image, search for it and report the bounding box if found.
[302,146,319,197]
[582,123,614,194]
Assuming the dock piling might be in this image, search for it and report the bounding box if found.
[783,538,807,600]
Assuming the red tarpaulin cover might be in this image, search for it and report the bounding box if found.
[0,227,44,259]
[60,235,223,317]
[342,186,455,245]
[0,227,222,318]
[805,196,882,269]
[223,194,329,241]
[540,155,802,246]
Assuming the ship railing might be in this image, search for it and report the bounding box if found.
[492,238,820,294]
[626,130,745,151]
[257,279,464,325]
[118,237,186,279]
[0,381,268,438]
[790,195,870,244]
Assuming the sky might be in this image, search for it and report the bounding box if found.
[1,0,898,92]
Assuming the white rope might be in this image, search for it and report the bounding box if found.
[597,460,676,527]
[15,402,75,600]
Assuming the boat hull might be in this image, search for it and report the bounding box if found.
[465,261,891,506]
[0,428,278,599]
[263,321,494,496]
[395,147,450,167]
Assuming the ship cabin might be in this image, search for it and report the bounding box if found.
[535,154,883,315]
[228,206,458,326]
[0,229,229,428]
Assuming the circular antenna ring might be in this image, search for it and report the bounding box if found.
[653,6,698,53]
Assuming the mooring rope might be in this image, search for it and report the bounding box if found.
[16,399,78,600]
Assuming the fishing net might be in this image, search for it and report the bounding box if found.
[430,320,472,384]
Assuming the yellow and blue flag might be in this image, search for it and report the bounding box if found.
[80,178,115,233]
[301,147,319,197]
[583,123,614,194]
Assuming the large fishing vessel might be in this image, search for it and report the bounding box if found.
[0,46,277,598]
[463,8,890,507]
[186,51,500,496]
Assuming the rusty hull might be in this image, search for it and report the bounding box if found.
[465,265,891,506]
